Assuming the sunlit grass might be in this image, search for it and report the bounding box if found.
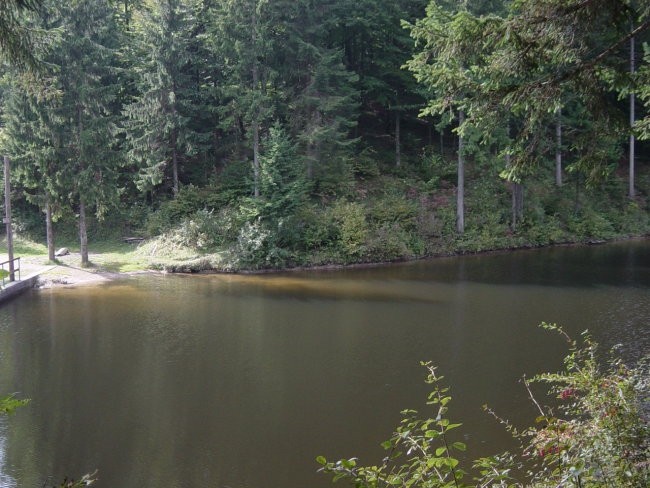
[0,235,221,274]
[0,237,48,256]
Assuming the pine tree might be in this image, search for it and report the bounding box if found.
[257,122,307,220]
[271,0,359,194]
[408,0,649,183]
[0,0,43,69]
[1,75,65,261]
[205,0,277,198]
[123,0,208,198]
[53,0,124,266]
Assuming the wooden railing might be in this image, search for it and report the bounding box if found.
[0,257,20,287]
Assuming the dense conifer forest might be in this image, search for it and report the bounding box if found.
[0,0,649,270]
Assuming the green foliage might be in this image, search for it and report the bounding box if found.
[522,324,650,488]
[233,219,290,269]
[331,200,369,259]
[319,325,650,488]
[52,471,97,487]
[318,362,471,487]
[123,0,209,195]
[0,394,29,415]
[257,122,309,219]
[145,185,214,236]
[1,0,649,273]
[0,0,46,70]
[405,0,644,183]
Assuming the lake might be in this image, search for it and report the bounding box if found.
[0,240,648,487]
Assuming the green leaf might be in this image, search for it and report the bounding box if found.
[435,446,447,456]
[452,441,466,452]
[316,455,327,465]
[445,457,459,468]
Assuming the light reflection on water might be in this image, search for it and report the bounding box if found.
[0,240,647,488]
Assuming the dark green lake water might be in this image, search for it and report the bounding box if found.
[0,241,648,487]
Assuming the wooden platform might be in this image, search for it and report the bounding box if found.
[0,268,55,306]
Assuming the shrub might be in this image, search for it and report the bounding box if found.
[318,324,649,488]
[368,193,419,232]
[232,219,292,269]
[331,200,369,259]
[145,185,216,236]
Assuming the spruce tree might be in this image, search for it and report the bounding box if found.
[53,0,124,266]
[1,76,65,261]
[205,0,277,198]
[123,0,208,198]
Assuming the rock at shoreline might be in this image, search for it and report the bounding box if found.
[55,248,70,257]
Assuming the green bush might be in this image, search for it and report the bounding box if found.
[318,324,649,488]
[145,185,217,236]
[368,193,419,232]
[331,200,369,259]
[232,219,292,269]
[566,210,616,240]
[301,205,340,250]
[367,222,419,261]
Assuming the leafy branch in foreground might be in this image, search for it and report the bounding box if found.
[0,394,97,486]
[51,470,97,487]
[0,394,29,415]
[318,324,649,487]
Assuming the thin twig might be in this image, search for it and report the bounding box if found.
[523,374,546,417]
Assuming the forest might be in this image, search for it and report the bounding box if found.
[0,0,649,271]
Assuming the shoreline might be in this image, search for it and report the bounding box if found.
[25,234,647,289]
[193,233,650,276]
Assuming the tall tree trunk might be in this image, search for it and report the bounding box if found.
[306,111,321,180]
[45,197,55,262]
[253,118,260,197]
[512,182,524,230]
[251,6,260,198]
[456,110,465,234]
[555,107,562,186]
[629,30,636,199]
[505,123,524,230]
[172,135,179,196]
[395,111,401,167]
[79,199,89,267]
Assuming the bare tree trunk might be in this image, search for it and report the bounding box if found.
[511,182,524,230]
[629,30,635,199]
[251,7,260,198]
[456,110,465,234]
[79,199,89,267]
[45,198,55,262]
[504,123,524,230]
[306,110,322,180]
[555,107,562,186]
[172,137,179,196]
[395,111,401,167]
[252,118,260,197]
[3,156,14,281]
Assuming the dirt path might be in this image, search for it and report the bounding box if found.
[0,252,130,289]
